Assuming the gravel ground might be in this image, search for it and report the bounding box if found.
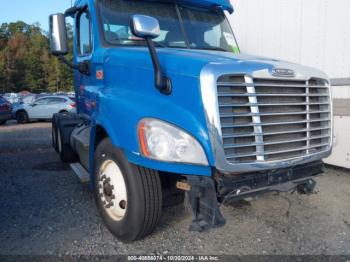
[0,121,349,256]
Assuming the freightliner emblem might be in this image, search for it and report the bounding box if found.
[272,68,295,78]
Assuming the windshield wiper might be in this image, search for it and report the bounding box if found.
[197,47,229,52]
[117,38,168,48]
[153,42,168,48]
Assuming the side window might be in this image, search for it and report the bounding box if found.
[48,97,65,104]
[35,98,50,105]
[78,9,92,55]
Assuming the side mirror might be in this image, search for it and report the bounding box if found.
[130,15,171,95]
[131,15,160,39]
[49,13,68,56]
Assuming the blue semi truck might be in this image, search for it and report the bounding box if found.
[49,0,333,242]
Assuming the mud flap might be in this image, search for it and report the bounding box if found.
[186,176,225,232]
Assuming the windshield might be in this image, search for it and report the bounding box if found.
[98,0,240,53]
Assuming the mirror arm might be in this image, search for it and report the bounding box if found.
[58,55,90,75]
[65,6,82,17]
[58,55,77,70]
[145,38,172,95]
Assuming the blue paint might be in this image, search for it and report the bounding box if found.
[75,0,233,13]
[71,0,271,179]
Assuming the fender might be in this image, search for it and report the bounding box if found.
[88,120,97,186]
[88,90,214,182]
[88,115,123,184]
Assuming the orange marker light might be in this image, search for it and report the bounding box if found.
[96,70,104,80]
[138,122,149,157]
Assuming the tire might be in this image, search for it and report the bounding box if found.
[57,116,79,163]
[16,111,29,124]
[52,114,59,152]
[0,120,6,125]
[94,138,162,242]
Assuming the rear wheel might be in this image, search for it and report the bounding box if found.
[94,138,162,242]
[16,111,29,124]
[0,120,6,125]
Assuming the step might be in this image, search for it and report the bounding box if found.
[70,163,90,184]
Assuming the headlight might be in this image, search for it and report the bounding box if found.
[138,119,208,166]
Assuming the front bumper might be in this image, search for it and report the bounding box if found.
[184,161,324,232]
[214,160,324,200]
[0,113,12,121]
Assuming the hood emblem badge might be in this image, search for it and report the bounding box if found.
[272,68,295,78]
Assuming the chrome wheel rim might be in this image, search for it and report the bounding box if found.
[98,159,127,221]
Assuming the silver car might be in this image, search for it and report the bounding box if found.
[13,96,77,123]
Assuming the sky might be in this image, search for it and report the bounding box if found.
[0,0,73,32]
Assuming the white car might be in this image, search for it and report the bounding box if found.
[13,96,77,123]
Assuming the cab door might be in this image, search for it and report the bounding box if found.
[75,7,95,116]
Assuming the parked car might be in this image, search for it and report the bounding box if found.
[0,96,12,125]
[13,96,76,123]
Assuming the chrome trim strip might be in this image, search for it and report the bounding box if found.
[306,80,311,154]
[222,127,331,138]
[217,93,329,97]
[219,102,330,107]
[222,118,331,128]
[223,134,330,149]
[220,110,331,117]
[245,75,264,161]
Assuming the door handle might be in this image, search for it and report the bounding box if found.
[78,60,91,75]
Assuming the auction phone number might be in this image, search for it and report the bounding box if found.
[128,255,203,261]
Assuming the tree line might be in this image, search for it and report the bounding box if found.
[0,21,74,94]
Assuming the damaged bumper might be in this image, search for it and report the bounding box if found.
[184,161,324,232]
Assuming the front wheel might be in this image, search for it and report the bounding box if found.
[16,111,29,124]
[94,138,162,242]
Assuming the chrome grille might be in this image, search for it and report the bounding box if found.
[217,75,331,164]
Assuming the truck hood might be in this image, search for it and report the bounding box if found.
[101,47,328,82]
[154,48,329,80]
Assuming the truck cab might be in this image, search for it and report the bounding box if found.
[49,0,333,242]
